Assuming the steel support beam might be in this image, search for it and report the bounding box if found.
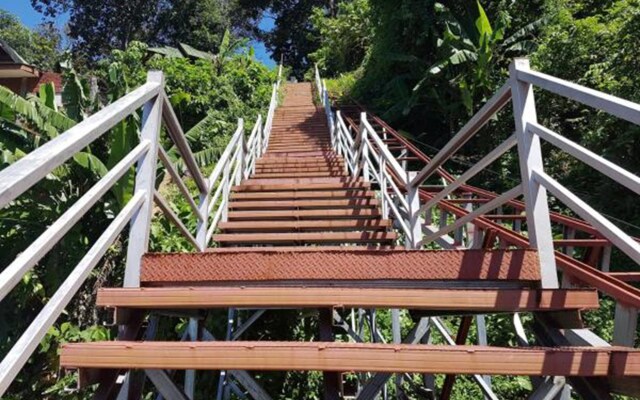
[146,370,189,400]
[319,308,341,400]
[356,318,431,400]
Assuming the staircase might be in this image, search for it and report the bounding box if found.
[3,60,640,400]
[214,83,396,248]
[57,78,640,400]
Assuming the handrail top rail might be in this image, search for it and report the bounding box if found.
[409,81,512,189]
[0,80,163,209]
[515,63,640,126]
[207,119,244,190]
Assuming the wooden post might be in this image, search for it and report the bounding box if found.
[510,58,559,289]
[124,71,164,287]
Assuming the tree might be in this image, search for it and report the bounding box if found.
[234,0,340,78]
[0,10,61,70]
[29,0,246,61]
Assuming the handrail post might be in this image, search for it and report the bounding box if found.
[196,188,210,251]
[405,172,423,249]
[257,114,263,160]
[333,111,342,152]
[124,71,164,287]
[237,119,245,184]
[380,158,388,219]
[359,114,370,182]
[510,58,559,288]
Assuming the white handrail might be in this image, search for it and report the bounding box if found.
[0,81,162,208]
[516,67,640,125]
[409,82,512,188]
[0,61,285,396]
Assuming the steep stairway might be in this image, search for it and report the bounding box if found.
[58,82,640,399]
[215,83,396,247]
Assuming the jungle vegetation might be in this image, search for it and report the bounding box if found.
[1,0,639,398]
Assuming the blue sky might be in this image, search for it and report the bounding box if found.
[2,1,276,67]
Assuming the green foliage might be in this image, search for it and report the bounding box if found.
[0,27,275,397]
[309,0,373,75]
[0,10,61,70]
[30,0,248,61]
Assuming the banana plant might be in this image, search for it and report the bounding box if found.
[411,1,545,115]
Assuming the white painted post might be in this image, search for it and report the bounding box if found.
[601,245,612,272]
[257,115,263,159]
[196,191,209,251]
[124,71,164,287]
[185,318,199,399]
[333,111,341,151]
[405,171,423,249]
[221,163,231,223]
[380,158,388,219]
[509,58,559,288]
[359,113,370,182]
[613,303,638,346]
[476,315,492,397]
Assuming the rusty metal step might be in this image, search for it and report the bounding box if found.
[61,341,640,377]
[239,177,366,186]
[139,249,541,286]
[219,219,391,232]
[227,209,382,221]
[230,190,375,200]
[251,172,348,179]
[96,287,598,313]
[205,245,398,252]
[228,198,379,210]
[232,181,370,192]
[254,167,345,174]
[256,158,343,163]
[213,231,397,245]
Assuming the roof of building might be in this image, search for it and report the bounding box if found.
[0,39,30,65]
[33,71,63,94]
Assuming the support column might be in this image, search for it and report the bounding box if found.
[613,303,639,346]
[509,58,559,289]
[406,171,423,249]
[319,308,341,400]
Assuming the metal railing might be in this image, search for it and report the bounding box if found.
[0,64,282,395]
[316,58,640,342]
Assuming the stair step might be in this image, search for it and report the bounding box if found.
[96,287,598,312]
[254,167,346,174]
[140,249,542,286]
[228,199,379,210]
[205,245,397,252]
[230,190,375,200]
[232,181,370,192]
[213,231,397,245]
[219,219,391,232]
[238,177,367,186]
[227,209,382,221]
[60,342,640,377]
[262,151,336,157]
[251,172,348,179]
[256,159,344,166]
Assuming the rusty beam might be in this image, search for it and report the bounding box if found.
[440,316,473,400]
[61,342,640,376]
[96,287,599,312]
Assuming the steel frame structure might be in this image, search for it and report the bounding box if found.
[312,58,640,399]
[1,54,640,400]
[0,63,283,398]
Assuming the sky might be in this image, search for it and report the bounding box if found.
[2,1,276,68]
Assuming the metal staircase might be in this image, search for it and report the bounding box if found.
[1,58,640,399]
